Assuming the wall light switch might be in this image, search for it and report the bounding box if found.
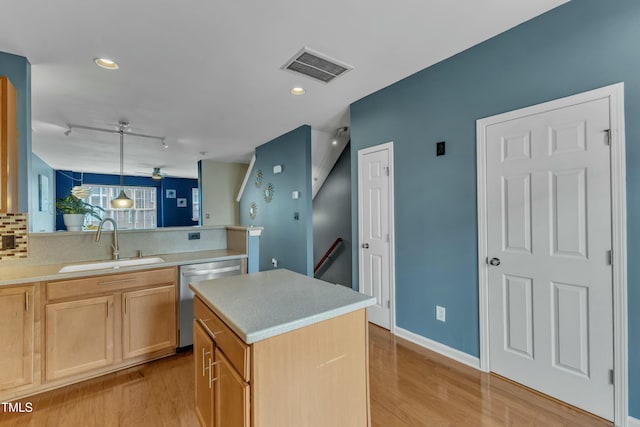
[292,191,299,199]
[273,165,283,174]
[436,305,446,322]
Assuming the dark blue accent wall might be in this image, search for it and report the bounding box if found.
[0,52,31,212]
[349,0,640,416]
[161,177,198,227]
[239,125,313,275]
[55,170,197,229]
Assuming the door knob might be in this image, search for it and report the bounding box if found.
[489,257,501,266]
[361,243,369,249]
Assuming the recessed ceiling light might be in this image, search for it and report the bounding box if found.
[332,139,338,146]
[290,87,305,95]
[94,57,119,70]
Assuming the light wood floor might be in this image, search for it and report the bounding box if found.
[0,325,612,427]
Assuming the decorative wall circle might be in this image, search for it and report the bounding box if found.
[255,169,263,187]
[249,202,257,219]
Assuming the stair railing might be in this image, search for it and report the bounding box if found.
[314,237,344,276]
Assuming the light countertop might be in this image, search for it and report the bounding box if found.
[0,249,246,286]
[190,269,376,344]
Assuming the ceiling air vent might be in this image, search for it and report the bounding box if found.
[282,48,352,84]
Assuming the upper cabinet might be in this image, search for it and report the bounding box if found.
[0,76,18,213]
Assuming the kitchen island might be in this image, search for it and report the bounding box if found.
[190,269,376,427]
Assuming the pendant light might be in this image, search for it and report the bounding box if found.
[111,122,134,209]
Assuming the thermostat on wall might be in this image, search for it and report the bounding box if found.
[273,165,283,174]
[292,191,299,199]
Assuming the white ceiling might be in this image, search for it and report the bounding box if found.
[0,0,566,179]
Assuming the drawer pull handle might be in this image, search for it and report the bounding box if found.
[202,348,211,376]
[98,278,135,285]
[198,319,225,339]
[208,359,221,389]
[25,291,29,312]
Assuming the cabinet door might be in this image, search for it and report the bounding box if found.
[216,348,249,427]
[122,285,177,359]
[0,76,18,214]
[194,320,215,427]
[46,295,114,380]
[0,285,34,390]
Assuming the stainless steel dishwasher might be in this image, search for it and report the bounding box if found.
[178,258,243,349]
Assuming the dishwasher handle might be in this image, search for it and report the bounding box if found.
[182,265,240,277]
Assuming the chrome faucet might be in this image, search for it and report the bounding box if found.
[95,218,120,260]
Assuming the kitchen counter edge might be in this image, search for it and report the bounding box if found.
[0,249,247,286]
[190,269,376,344]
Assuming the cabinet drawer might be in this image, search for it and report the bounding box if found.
[47,267,177,301]
[194,296,249,381]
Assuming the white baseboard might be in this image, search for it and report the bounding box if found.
[394,327,480,370]
[628,416,640,427]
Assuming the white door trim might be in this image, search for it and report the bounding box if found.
[357,141,396,332]
[476,83,628,426]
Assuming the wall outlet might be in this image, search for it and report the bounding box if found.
[436,305,446,322]
[271,258,278,268]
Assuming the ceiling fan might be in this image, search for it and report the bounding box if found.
[151,167,164,180]
[133,165,168,180]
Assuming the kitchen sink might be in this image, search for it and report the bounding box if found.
[58,257,165,273]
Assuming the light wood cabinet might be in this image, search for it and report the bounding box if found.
[0,76,18,213]
[194,319,249,427]
[45,267,177,382]
[0,285,35,391]
[194,320,215,427]
[45,295,115,380]
[216,348,249,427]
[123,285,176,359]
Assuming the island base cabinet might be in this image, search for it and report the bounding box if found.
[122,285,177,359]
[0,285,35,391]
[194,320,215,427]
[216,349,250,427]
[251,309,370,427]
[46,296,114,380]
[193,292,370,427]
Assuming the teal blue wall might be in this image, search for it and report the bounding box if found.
[247,234,260,273]
[0,52,31,213]
[349,0,640,416]
[239,125,313,275]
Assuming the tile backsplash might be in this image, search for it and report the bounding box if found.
[0,213,28,260]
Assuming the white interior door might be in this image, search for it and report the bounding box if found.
[485,97,614,420]
[358,143,394,329]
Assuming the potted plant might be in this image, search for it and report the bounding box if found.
[56,193,104,231]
